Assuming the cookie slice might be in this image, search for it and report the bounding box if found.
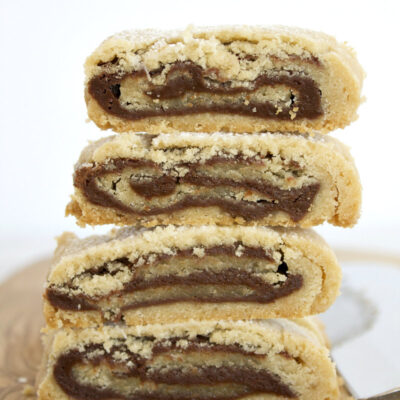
[37,319,340,400]
[66,132,361,228]
[85,25,364,134]
[43,226,341,328]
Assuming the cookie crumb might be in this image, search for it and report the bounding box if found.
[235,245,244,257]
[193,247,205,257]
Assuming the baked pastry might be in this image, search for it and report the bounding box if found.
[66,132,361,228]
[43,225,341,328]
[84,25,364,134]
[37,318,340,400]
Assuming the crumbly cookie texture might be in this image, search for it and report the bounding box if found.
[66,132,361,229]
[85,25,364,134]
[43,225,341,328]
[37,318,340,400]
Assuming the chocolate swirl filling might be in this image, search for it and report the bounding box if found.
[46,244,303,316]
[54,338,297,399]
[88,61,323,121]
[74,157,320,222]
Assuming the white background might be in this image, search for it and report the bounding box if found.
[0,0,400,396]
[1,0,400,275]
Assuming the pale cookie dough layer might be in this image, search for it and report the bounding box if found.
[66,132,361,228]
[85,25,364,134]
[37,318,340,400]
[43,226,341,328]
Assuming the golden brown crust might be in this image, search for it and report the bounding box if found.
[43,300,334,330]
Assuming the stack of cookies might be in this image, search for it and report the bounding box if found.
[37,26,364,400]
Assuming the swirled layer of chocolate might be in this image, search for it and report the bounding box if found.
[46,244,303,315]
[54,339,296,399]
[74,157,320,222]
[88,61,322,121]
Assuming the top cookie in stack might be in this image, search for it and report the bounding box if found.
[85,26,363,134]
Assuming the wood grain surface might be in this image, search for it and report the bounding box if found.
[0,259,50,400]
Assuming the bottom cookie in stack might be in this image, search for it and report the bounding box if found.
[37,318,342,400]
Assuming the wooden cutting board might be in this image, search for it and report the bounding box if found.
[0,259,50,400]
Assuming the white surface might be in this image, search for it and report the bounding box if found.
[322,261,400,398]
